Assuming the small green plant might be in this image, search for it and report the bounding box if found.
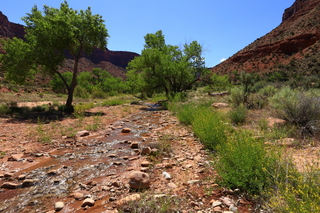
[0,104,10,115]
[229,104,247,124]
[102,98,125,106]
[86,115,101,131]
[118,193,180,213]
[35,118,52,144]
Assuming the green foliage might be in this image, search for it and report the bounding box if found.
[118,193,180,213]
[74,85,90,99]
[229,104,247,124]
[192,107,228,150]
[229,86,245,106]
[216,131,276,195]
[50,72,73,93]
[269,87,320,136]
[74,102,95,115]
[0,104,10,115]
[0,1,109,109]
[207,73,230,92]
[127,30,206,99]
[267,166,320,212]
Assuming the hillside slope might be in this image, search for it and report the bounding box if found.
[212,0,320,77]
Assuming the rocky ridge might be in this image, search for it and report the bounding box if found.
[212,0,320,75]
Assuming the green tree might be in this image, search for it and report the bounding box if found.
[127,30,206,99]
[0,1,109,112]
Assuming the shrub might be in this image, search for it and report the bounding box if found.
[267,165,320,212]
[247,93,267,109]
[192,106,228,150]
[102,99,125,106]
[216,130,276,195]
[229,86,245,106]
[174,103,196,125]
[0,104,10,115]
[258,84,277,97]
[269,87,320,136]
[74,86,90,99]
[229,104,247,124]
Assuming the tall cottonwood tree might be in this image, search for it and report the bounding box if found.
[0,1,109,112]
[127,30,206,99]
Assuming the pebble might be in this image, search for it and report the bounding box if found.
[121,128,132,133]
[81,198,95,207]
[130,142,139,149]
[128,171,150,189]
[162,171,172,180]
[54,201,64,211]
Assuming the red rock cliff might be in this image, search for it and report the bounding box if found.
[211,0,320,75]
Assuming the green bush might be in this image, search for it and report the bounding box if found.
[102,99,126,106]
[229,86,245,106]
[216,130,276,195]
[269,87,320,136]
[229,104,247,124]
[74,86,90,99]
[0,104,10,115]
[192,107,228,150]
[258,84,277,97]
[247,93,267,109]
[173,103,196,125]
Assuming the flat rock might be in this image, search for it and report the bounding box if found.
[70,192,84,200]
[1,182,19,189]
[121,128,132,133]
[7,154,24,161]
[128,171,150,189]
[77,130,90,137]
[141,160,151,167]
[212,103,229,108]
[22,179,39,187]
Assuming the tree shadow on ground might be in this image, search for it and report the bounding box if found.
[2,107,105,124]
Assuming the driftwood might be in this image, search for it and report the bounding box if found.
[207,91,229,97]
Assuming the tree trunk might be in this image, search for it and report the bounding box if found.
[64,57,79,113]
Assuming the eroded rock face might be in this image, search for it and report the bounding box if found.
[0,11,24,39]
[211,0,320,75]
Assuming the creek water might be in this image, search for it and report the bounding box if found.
[0,107,171,213]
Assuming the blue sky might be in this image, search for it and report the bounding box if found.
[2,0,294,67]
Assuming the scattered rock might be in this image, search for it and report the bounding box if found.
[141,160,151,167]
[70,192,84,200]
[117,194,141,205]
[130,142,139,149]
[211,201,223,208]
[267,117,286,127]
[54,201,64,211]
[141,147,151,155]
[1,182,19,189]
[187,180,200,185]
[220,197,234,207]
[168,182,177,188]
[128,171,150,189]
[22,179,39,187]
[18,174,26,180]
[81,198,95,207]
[121,128,132,133]
[47,169,58,176]
[212,103,229,108]
[4,172,14,178]
[77,130,90,137]
[162,171,172,180]
[7,154,24,161]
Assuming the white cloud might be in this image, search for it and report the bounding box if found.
[220,58,226,63]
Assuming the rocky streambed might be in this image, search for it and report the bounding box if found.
[0,104,252,213]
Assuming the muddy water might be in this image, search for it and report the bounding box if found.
[0,107,172,213]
